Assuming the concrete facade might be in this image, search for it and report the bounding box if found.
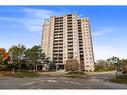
[42,14,95,71]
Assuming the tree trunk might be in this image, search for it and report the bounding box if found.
[12,68,15,74]
[18,63,21,73]
[35,64,37,71]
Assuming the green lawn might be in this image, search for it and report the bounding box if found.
[0,71,40,78]
[64,71,87,78]
[110,78,127,84]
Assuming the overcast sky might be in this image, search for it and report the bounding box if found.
[0,6,127,60]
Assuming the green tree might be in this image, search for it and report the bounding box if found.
[17,44,26,72]
[25,45,48,71]
[107,56,120,71]
[8,44,26,73]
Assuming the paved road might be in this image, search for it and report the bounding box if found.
[0,72,127,89]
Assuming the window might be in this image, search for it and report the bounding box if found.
[89,58,92,60]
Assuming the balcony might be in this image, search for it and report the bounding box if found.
[67,28,73,31]
[55,25,63,27]
[68,45,73,47]
[67,22,72,25]
[68,38,73,40]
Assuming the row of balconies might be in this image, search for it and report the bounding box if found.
[78,33,82,36]
[54,39,63,41]
[79,43,83,46]
[67,24,72,26]
[68,42,73,45]
[78,29,82,32]
[53,53,63,56]
[68,45,73,47]
[55,25,63,27]
[67,16,72,19]
[54,43,63,45]
[54,34,63,36]
[68,32,73,34]
[79,41,83,44]
[54,48,63,51]
[54,42,63,44]
[54,49,63,52]
[67,22,72,25]
[55,17,63,19]
[54,40,63,45]
[55,17,63,20]
[67,35,73,37]
[55,19,63,21]
[67,28,73,31]
[54,37,63,39]
[54,31,63,33]
[54,47,63,49]
[55,28,63,30]
[67,20,72,22]
[54,46,63,48]
[78,26,81,29]
[55,23,63,25]
[67,38,73,40]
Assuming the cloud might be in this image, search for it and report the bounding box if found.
[94,45,127,61]
[0,7,70,33]
[92,28,113,36]
[0,7,71,50]
[21,8,55,32]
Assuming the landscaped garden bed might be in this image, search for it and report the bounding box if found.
[64,71,87,78]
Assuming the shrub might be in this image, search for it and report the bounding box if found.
[67,71,84,74]
[65,59,80,72]
[64,71,87,78]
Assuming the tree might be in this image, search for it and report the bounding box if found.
[107,56,121,71]
[95,60,109,71]
[0,55,3,64]
[17,44,26,72]
[0,55,6,71]
[25,45,48,71]
[119,59,127,73]
[65,59,80,72]
[95,57,121,72]
[8,44,26,73]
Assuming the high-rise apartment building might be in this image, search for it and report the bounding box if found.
[42,14,95,71]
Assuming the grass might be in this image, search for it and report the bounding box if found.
[110,74,127,84]
[64,71,87,78]
[16,71,40,78]
[0,71,40,78]
[110,78,127,84]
